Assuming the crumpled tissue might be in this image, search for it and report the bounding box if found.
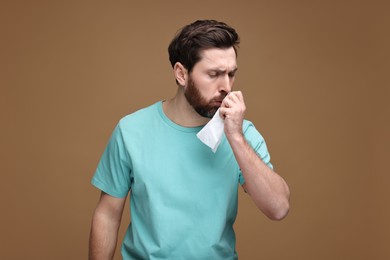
[196,108,225,153]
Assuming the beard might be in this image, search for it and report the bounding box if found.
[184,76,227,118]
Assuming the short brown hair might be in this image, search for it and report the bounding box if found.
[168,20,240,73]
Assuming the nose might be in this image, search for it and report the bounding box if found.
[218,74,232,94]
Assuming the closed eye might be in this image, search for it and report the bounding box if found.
[208,68,238,78]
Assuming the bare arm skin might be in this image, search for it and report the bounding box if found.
[220,91,290,220]
[89,192,127,260]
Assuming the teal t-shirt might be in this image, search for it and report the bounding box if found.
[92,101,273,260]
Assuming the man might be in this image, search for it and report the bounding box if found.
[89,20,290,260]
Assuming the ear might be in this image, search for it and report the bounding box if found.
[173,62,188,86]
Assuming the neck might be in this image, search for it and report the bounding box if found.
[163,86,210,127]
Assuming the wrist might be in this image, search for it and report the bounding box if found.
[226,131,245,145]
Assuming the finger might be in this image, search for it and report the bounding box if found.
[235,91,244,102]
[219,107,228,119]
[223,94,239,108]
[222,97,231,108]
[228,91,243,103]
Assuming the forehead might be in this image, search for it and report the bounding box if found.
[195,47,237,70]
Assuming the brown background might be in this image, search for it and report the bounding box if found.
[1,1,389,259]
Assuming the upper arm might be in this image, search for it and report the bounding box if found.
[93,191,127,222]
[92,124,132,198]
[89,192,127,258]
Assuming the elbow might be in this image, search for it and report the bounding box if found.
[270,205,289,221]
[270,184,291,221]
[266,199,290,221]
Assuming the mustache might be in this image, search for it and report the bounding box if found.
[212,92,229,102]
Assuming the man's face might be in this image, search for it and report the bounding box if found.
[184,47,238,118]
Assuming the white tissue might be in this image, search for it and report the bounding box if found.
[196,108,225,153]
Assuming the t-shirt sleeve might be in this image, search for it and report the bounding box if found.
[91,124,132,198]
[238,121,273,186]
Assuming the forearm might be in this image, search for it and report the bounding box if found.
[220,91,289,219]
[89,211,121,260]
[228,133,290,220]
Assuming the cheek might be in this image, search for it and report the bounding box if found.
[200,78,219,93]
[200,85,217,99]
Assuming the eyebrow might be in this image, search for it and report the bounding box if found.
[208,67,238,74]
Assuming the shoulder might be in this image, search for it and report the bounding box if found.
[242,119,266,143]
[118,101,160,129]
[243,119,262,135]
[243,119,254,130]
